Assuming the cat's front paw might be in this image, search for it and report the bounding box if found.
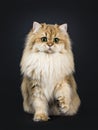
[33,113,49,122]
[57,96,70,113]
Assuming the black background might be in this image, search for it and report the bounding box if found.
[0,0,98,130]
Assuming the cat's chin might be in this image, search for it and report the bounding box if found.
[44,49,54,54]
[38,49,62,54]
[38,48,55,54]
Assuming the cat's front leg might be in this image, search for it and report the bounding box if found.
[30,81,49,121]
[54,80,72,114]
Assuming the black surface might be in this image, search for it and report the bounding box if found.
[0,0,98,130]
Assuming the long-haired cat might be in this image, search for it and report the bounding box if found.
[20,22,81,121]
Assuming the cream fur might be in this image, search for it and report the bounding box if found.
[20,22,81,121]
[21,51,74,100]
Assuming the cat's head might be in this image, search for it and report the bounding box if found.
[26,22,72,54]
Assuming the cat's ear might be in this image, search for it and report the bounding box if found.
[59,24,67,33]
[32,21,41,33]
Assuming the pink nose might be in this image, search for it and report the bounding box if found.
[47,43,53,47]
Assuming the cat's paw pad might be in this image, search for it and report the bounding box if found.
[57,96,70,113]
[33,113,49,122]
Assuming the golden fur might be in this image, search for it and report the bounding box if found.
[20,22,81,121]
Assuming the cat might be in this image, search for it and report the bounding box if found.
[20,21,81,121]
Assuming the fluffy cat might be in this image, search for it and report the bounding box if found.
[20,21,81,121]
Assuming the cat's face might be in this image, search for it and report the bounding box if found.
[27,22,71,54]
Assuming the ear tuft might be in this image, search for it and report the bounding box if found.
[59,24,67,33]
[33,21,41,33]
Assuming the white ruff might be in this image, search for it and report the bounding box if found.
[21,52,74,100]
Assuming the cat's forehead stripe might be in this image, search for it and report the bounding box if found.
[43,25,57,36]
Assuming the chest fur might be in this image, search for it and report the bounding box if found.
[22,52,74,100]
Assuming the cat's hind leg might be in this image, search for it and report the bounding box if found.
[54,79,80,115]
[65,90,80,115]
[21,77,33,113]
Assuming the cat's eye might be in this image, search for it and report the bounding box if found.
[53,38,59,43]
[41,37,47,42]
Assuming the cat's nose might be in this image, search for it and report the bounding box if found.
[47,42,53,47]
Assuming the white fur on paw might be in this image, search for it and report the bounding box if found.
[33,113,49,122]
[57,96,70,113]
[60,104,69,113]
